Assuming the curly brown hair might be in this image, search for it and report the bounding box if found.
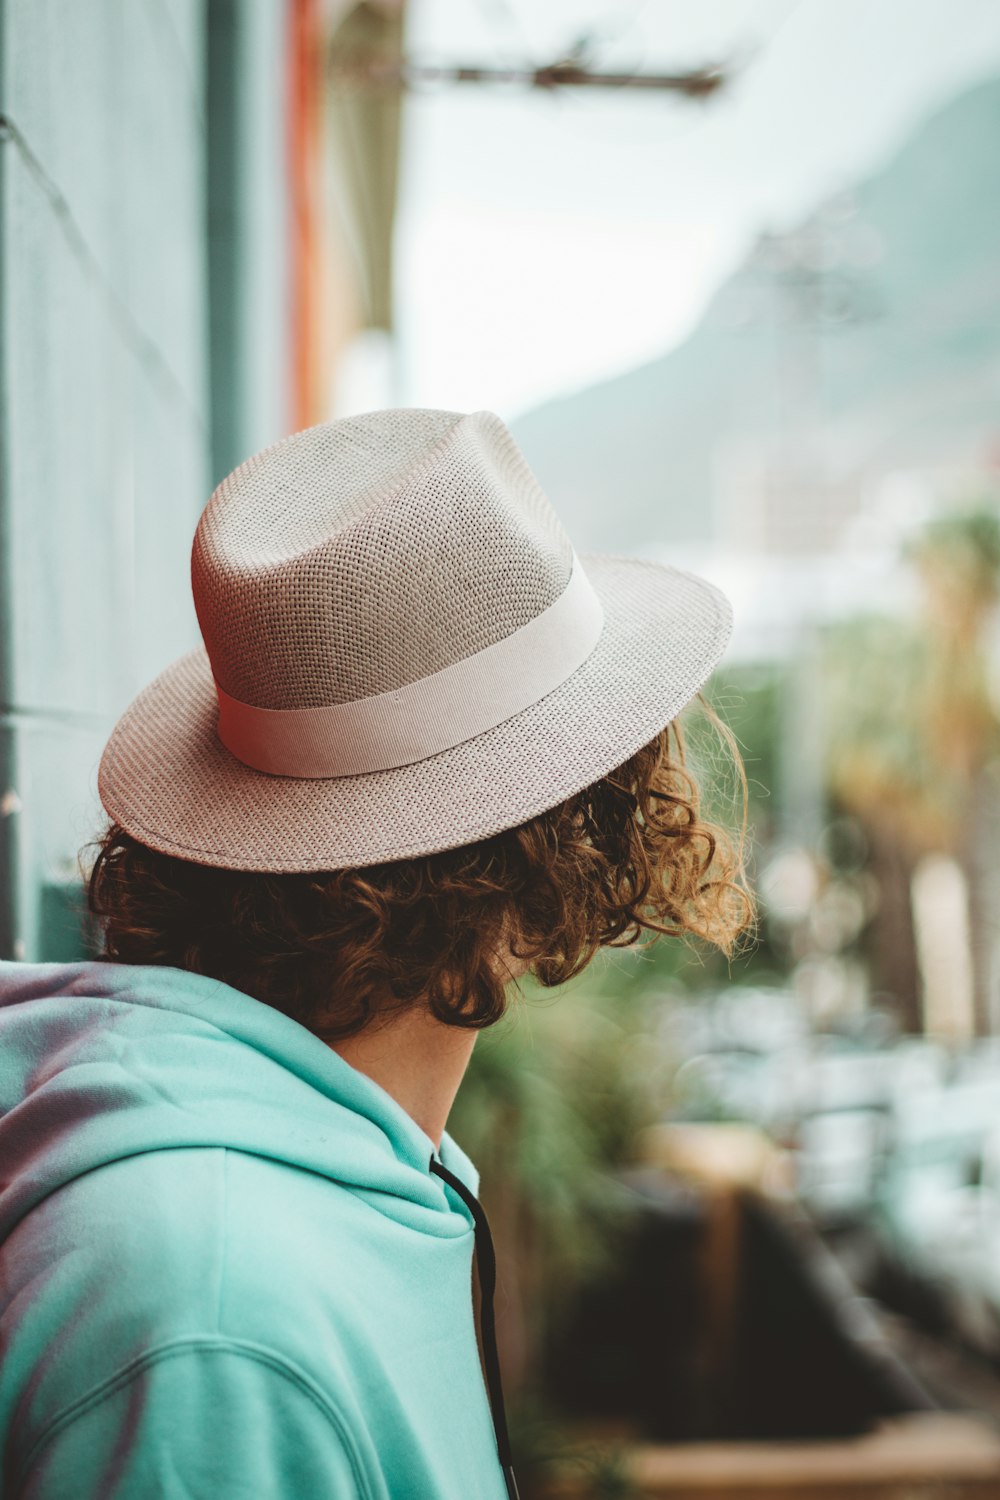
[83,702,753,1042]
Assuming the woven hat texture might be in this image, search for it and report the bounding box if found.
[98,409,733,871]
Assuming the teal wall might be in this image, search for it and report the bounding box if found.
[0,0,290,960]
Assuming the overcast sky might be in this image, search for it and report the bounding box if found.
[391,0,1000,420]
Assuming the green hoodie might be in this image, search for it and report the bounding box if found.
[0,960,517,1498]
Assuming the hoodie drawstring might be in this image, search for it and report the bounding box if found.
[429,1155,520,1500]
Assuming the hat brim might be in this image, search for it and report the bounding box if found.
[97,555,732,871]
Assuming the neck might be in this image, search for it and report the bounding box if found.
[329,1003,479,1154]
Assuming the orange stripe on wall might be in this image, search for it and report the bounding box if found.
[287,0,329,431]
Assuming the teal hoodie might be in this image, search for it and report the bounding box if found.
[0,960,518,1499]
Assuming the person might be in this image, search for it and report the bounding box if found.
[0,409,751,1498]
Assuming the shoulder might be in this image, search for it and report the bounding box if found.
[13,1335,377,1499]
[2,1145,370,1426]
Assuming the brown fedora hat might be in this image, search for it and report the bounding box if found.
[98,408,732,871]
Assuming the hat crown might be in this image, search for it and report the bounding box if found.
[192,409,573,711]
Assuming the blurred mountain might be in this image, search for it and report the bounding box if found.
[511,76,1000,556]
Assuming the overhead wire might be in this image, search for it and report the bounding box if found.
[540,0,805,150]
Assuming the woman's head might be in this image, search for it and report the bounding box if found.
[84,704,752,1043]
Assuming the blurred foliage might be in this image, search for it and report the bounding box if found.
[452,961,672,1299]
[455,960,686,1491]
[821,613,952,851]
[452,501,1000,1426]
[700,662,783,842]
[456,498,1000,1467]
[815,499,1000,1030]
[907,506,1000,611]
[822,501,1000,857]
[503,1390,636,1500]
[451,960,673,1479]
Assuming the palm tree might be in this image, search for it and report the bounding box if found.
[822,504,1000,1032]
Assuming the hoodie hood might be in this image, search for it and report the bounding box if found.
[0,958,479,1247]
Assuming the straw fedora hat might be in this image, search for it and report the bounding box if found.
[98,409,732,872]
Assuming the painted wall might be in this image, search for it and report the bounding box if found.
[0,0,291,959]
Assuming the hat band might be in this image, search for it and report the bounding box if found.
[214,553,605,778]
